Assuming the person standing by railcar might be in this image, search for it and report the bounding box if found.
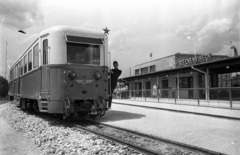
[109,61,122,108]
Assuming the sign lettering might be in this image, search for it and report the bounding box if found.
[179,54,212,67]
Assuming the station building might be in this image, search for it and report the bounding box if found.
[120,53,240,101]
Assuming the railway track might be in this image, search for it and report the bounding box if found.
[12,102,227,155]
[68,118,226,155]
[65,119,158,155]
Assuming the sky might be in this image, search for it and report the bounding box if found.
[0,0,239,79]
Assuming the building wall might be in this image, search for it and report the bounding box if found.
[155,55,176,71]
[129,72,201,99]
[133,55,176,75]
[128,53,229,99]
[132,53,228,76]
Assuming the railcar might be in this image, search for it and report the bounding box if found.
[9,25,110,119]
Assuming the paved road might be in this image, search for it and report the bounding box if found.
[97,104,240,155]
[0,104,41,155]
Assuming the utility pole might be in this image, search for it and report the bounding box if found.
[230,41,232,57]
[5,42,7,79]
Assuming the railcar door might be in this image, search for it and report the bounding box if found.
[41,38,49,92]
[39,36,50,111]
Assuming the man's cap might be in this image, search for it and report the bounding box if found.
[113,61,118,65]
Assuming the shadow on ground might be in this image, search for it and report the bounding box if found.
[96,110,146,122]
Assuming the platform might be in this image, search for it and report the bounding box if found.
[112,99,240,120]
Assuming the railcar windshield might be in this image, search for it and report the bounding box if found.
[67,42,100,65]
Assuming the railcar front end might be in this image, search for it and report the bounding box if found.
[46,64,109,119]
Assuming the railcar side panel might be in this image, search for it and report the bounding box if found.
[47,66,65,113]
[20,70,39,99]
[17,78,20,96]
[15,78,20,96]
[49,66,65,101]
[41,66,49,92]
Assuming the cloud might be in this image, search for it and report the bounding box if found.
[176,12,239,55]
[175,15,208,38]
[194,16,239,54]
[0,0,44,30]
[109,29,131,52]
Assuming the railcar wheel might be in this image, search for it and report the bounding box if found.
[63,97,71,120]
[10,96,14,101]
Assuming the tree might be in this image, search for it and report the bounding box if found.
[0,76,9,99]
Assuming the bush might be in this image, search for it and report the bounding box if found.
[0,76,9,99]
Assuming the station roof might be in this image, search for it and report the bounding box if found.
[121,56,240,81]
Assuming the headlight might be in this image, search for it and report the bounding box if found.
[67,70,77,79]
[94,71,102,80]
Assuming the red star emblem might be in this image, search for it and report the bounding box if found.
[103,27,110,35]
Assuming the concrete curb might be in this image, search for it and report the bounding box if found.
[113,102,240,121]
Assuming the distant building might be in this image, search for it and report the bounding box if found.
[133,53,227,76]
[121,53,240,100]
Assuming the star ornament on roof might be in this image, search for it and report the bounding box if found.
[103,27,110,35]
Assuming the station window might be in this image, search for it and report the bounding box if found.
[33,44,39,68]
[24,55,27,73]
[150,65,156,73]
[179,77,193,88]
[28,50,32,71]
[43,39,48,65]
[231,72,240,87]
[141,67,148,74]
[218,73,231,87]
[135,69,139,76]
[219,72,240,87]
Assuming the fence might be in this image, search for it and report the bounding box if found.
[112,87,240,110]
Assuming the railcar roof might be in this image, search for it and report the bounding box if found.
[10,25,106,70]
[40,25,105,38]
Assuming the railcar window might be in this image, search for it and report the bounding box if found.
[24,55,27,73]
[13,68,15,79]
[67,43,100,65]
[20,59,23,75]
[28,50,32,71]
[43,39,48,65]
[15,64,18,79]
[14,65,16,79]
[33,44,39,68]
[10,69,12,81]
[18,62,20,77]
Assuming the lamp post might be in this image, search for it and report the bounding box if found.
[5,42,7,79]
[5,30,27,79]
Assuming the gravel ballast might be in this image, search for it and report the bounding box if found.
[0,102,141,155]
